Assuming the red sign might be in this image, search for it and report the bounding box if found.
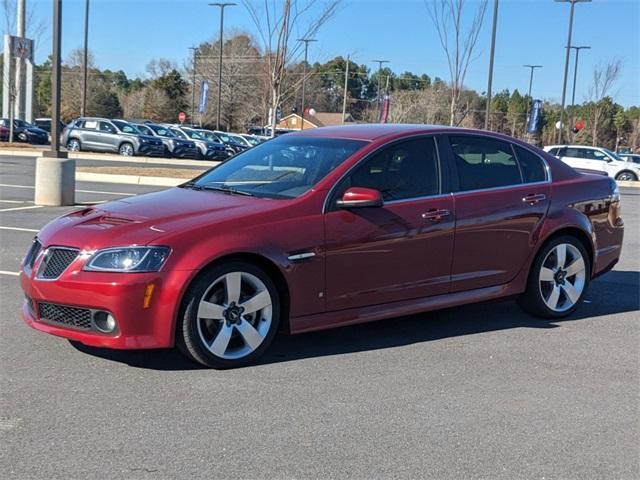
[576,120,584,130]
[178,112,186,123]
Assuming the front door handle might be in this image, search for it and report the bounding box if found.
[522,193,546,205]
[422,208,451,221]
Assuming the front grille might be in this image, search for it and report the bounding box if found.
[23,238,42,270]
[38,247,79,279]
[38,302,92,330]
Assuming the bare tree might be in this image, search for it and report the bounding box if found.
[241,0,339,135]
[588,59,622,146]
[426,0,488,126]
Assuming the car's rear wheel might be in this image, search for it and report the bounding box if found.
[615,171,638,182]
[518,235,590,318]
[119,142,134,156]
[67,139,81,151]
[176,261,280,368]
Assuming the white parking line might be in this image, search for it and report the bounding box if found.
[0,270,19,277]
[0,200,30,204]
[0,226,39,233]
[0,205,43,213]
[0,183,136,196]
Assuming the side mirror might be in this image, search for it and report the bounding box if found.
[336,187,384,209]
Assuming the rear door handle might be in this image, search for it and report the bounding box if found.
[522,193,547,205]
[421,208,451,221]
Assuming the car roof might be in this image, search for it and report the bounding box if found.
[284,124,535,144]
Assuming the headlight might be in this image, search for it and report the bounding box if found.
[84,247,170,272]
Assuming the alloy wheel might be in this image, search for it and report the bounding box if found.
[119,143,134,156]
[538,243,586,312]
[67,140,80,151]
[196,271,273,360]
[616,172,636,181]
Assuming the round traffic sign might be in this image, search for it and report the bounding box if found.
[178,112,186,123]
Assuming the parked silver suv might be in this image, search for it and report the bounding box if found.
[62,117,164,156]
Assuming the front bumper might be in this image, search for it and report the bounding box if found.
[137,143,165,157]
[173,146,199,159]
[20,267,195,349]
[206,149,234,161]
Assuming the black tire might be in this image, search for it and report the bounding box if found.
[67,138,81,152]
[518,235,591,319]
[615,171,638,182]
[176,261,281,369]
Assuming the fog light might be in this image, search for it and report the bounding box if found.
[93,311,116,333]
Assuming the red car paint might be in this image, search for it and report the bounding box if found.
[20,125,623,348]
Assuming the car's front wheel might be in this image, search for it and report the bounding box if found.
[615,171,638,182]
[177,261,281,368]
[518,235,590,318]
[119,142,134,156]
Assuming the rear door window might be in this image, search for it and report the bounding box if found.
[514,146,547,183]
[83,120,98,130]
[449,136,522,191]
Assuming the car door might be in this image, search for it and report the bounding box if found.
[323,136,454,311]
[560,146,593,170]
[97,121,120,152]
[443,135,551,292]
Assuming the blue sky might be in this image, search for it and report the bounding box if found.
[20,0,640,107]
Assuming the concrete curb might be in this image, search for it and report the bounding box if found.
[0,149,218,168]
[617,181,639,188]
[76,172,185,187]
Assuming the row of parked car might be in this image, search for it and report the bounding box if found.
[1,117,267,161]
[544,144,640,182]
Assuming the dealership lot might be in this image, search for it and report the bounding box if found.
[1,156,638,479]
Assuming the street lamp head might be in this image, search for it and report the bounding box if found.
[208,2,236,7]
[568,45,591,50]
[298,38,317,43]
[524,64,543,68]
[554,0,592,3]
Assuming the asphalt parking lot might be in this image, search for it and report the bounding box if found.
[1,156,639,479]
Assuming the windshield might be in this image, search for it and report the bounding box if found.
[198,130,221,143]
[216,132,232,143]
[136,124,153,136]
[242,136,260,146]
[149,125,176,137]
[187,136,367,199]
[602,148,623,161]
[112,120,141,135]
[184,129,205,140]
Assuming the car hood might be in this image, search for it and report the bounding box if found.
[26,127,47,135]
[37,187,283,250]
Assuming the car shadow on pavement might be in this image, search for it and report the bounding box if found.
[69,270,639,371]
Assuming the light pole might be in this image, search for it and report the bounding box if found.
[81,0,90,117]
[523,64,542,127]
[189,46,198,126]
[209,2,235,130]
[555,0,591,143]
[484,0,499,130]
[298,38,316,130]
[569,45,590,109]
[372,59,390,102]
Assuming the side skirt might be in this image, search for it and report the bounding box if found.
[290,281,525,334]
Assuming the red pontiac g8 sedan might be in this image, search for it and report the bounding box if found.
[20,125,624,368]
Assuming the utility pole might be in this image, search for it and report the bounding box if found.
[484,0,499,130]
[555,0,591,143]
[372,59,389,103]
[35,0,75,207]
[80,0,90,117]
[341,55,350,124]
[189,46,198,126]
[298,37,316,130]
[209,2,235,131]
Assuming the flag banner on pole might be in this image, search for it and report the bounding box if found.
[198,81,209,114]
[379,94,390,123]
[527,99,542,134]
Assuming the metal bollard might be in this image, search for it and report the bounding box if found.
[34,155,76,206]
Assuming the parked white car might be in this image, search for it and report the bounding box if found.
[544,145,640,181]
